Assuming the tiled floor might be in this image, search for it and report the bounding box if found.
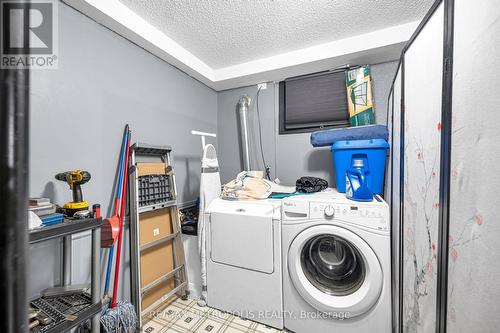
[142,297,283,333]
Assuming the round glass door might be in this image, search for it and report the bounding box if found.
[301,234,365,296]
[288,225,383,317]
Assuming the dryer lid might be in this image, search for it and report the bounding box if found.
[209,200,279,274]
[207,198,281,219]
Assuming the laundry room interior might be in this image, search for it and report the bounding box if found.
[1,0,499,332]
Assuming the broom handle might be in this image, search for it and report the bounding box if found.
[111,131,131,308]
[104,126,129,296]
[113,124,129,215]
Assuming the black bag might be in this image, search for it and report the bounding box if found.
[296,177,328,193]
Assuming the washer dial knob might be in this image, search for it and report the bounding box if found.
[324,205,335,218]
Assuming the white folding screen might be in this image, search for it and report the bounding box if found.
[401,3,444,332]
[385,79,396,332]
[447,0,500,331]
[391,67,402,333]
[388,1,500,332]
[385,92,393,207]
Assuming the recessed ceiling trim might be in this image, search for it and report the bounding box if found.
[62,0,417,91]
[214,21,418,81]
[63,0,216,86]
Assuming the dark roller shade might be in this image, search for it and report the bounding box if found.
[281,71,349,132]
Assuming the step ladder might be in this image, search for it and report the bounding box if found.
[129,143,188,328]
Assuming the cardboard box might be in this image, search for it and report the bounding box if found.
[139,208,173,246]
[137,162,167,177]
[139,206,176,310]
[141,277,175,312]
[140,242,175,310]
[140,240,174,286]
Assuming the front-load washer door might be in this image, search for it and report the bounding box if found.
[288,224,383,318]
[210,203,275,274]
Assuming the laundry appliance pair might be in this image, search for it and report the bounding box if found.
[204,189,391,332]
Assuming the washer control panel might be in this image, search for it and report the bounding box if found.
[309,201,389,231]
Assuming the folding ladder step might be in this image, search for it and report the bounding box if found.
[141,282,188,316]
[141,265,185,295]
[140,231,180,252]
[138,200,177,214]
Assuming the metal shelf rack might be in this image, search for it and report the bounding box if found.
[29,217,102,333]
[30,295,101,333]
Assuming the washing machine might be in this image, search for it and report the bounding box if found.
[282,190,391,333]
[205,198,283,329]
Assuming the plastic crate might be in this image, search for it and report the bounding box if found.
[138,174,172,207]
[331,139,389,194]
[30,293,95,333]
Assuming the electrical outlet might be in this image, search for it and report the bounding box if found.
[257,82,267,90]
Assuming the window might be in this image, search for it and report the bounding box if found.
[279,70,349,134]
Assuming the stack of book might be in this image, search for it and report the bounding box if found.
[29,198,64,226]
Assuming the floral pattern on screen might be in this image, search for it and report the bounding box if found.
[402,118,440,333]
[401,4,444,331]
[446,1,500,331]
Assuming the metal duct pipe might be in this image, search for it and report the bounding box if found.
[237,95,252,171]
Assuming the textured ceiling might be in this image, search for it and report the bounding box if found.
[118,0,434,69]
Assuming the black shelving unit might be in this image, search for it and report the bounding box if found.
[30,296,101,333]
[29,218,102,244]
[29,218,102,333]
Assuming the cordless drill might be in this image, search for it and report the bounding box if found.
[55,170,91,217]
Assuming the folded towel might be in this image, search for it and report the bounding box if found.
[222,171,295,200]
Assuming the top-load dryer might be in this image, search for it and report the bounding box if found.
[205,198,283,329]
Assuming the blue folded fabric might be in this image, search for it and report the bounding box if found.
[310,125,389,147]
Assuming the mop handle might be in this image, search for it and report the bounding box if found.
[114,125,129,214]
[103,207,117,296]
[111,131,131,308]
[104,126,129,296]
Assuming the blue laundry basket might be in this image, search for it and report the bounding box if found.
[331,139,389,194]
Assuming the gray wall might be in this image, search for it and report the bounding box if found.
[217,85,276,183]
[217,61,398,187]
[29,2,217,299]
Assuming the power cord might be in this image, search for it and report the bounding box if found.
[255,86,271,180]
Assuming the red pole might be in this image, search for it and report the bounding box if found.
[111,131,131,308]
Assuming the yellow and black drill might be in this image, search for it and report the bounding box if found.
[55,170,91,217]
